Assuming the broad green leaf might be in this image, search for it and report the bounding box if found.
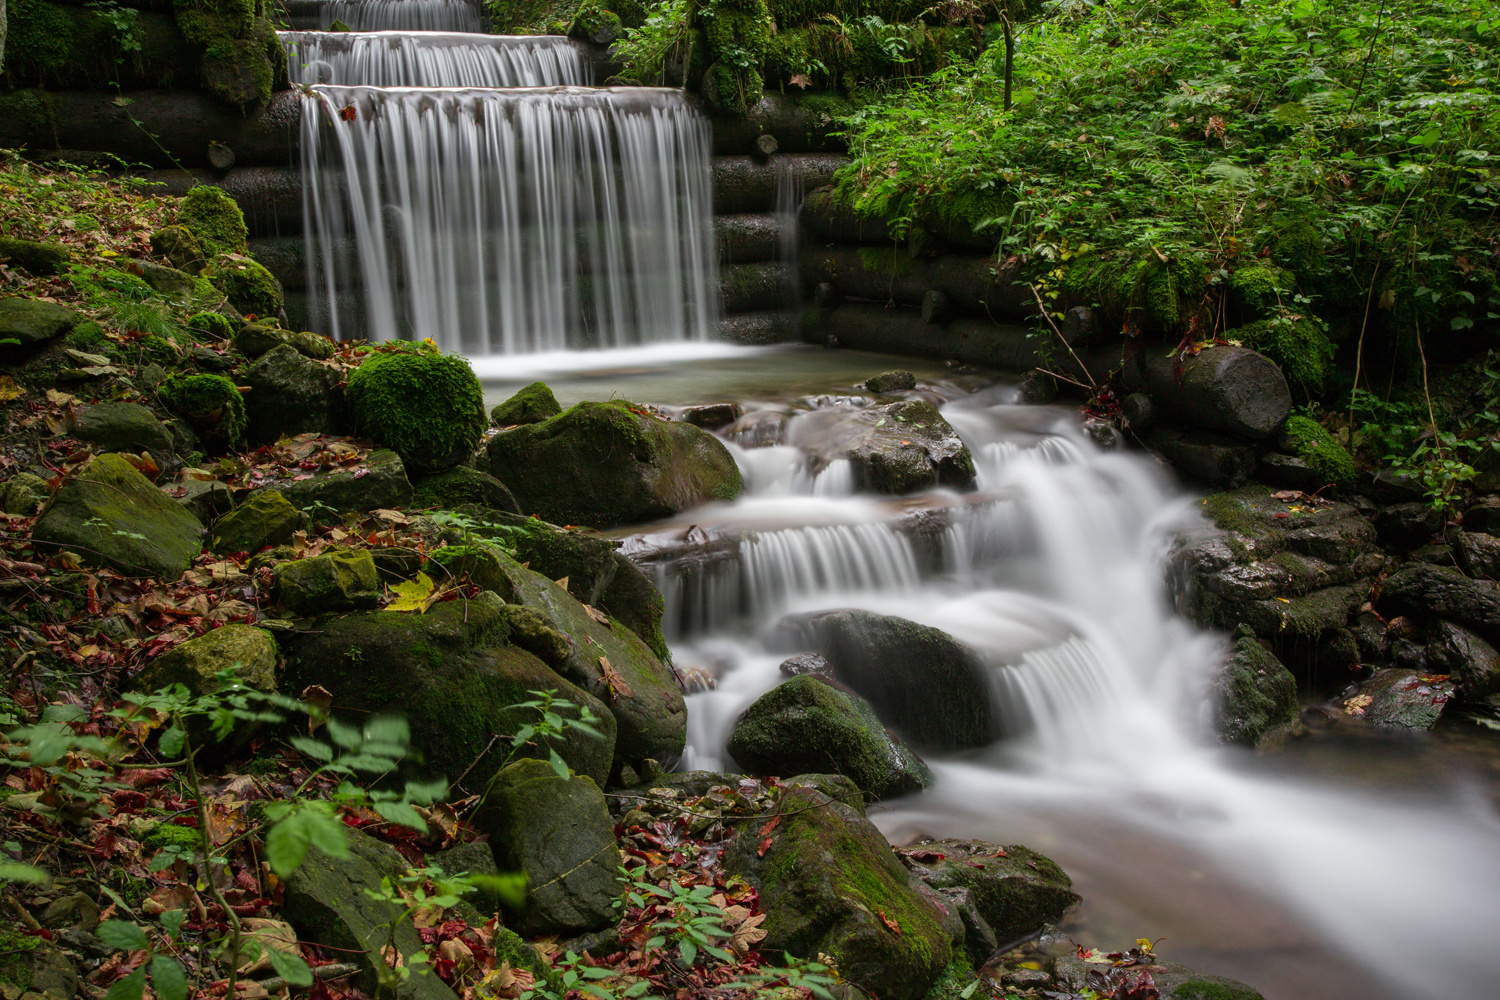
[372,801,428,832]
[265,944,315,986]
[325,719,363,750]
[363,716,410,746]
[0,862,47,884]
[97,920,150,951]
[547,749,570,780]
[289,736,334,762]
[158,726,186,760]
[160,909,187,941]
[104,968,146,1000]
[468,872,528,908]
[264,815,313,878]
[150,955,187,1000]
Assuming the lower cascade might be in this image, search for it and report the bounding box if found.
[299,85,720,352]
[282,31,591,87]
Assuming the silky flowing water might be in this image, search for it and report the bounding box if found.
[484,345,1500,1000]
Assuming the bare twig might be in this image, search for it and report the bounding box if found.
[1028,284,1096,387]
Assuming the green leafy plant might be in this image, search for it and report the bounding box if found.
[504,689,607,779]
[95,911,190,1000]
[617,866,732,969]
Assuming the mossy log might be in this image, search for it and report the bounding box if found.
[1119,343,1292,441]
[798,245,1029,321]
[713,154,847,213]
[810,302,1042,372]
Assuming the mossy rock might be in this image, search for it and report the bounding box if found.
[236,322,334,360]
[1231,316,1333,396]
[151,226,209,274]
[0,474,50,517]
[279,593,617,787]
[486,399,743,529]
[346,349,487,475]
[242,344,344,446]
[727,675,931,800]
[158,373,247,451]
[1227,263,1292,317]
[1212,626,1298,746]
[131,623,278,695]
[73,402,175,466]
[188,311,237,340]
[204,254,283,319]
[274,549,381,615]
[0,236,70,276]
[259,448,413,516]
[211,488,307,554]
[491,381,562,427]
[903,839,1078,944]
[724,782,951,1000]
[178,186,248,256]
[32,454,204,579]
[1278,415,1356,489]
[568,1,622,43]
[598,553,670,664]
[0,297,80,350]
[411,467,519,515]
[702,60,765,116]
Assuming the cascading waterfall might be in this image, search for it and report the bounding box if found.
[299,85,719,351]
[315,0,483,31]
[772,158,807,309]
[282,31,591,87]
[653,386,1500,999]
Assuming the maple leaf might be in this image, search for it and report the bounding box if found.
[386,572,442,613]
[730,912,768,954]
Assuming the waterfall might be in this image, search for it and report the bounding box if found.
[315,0,483,32]
[772,157,806,309]
[282,31,591,87]
[299,85,720,352]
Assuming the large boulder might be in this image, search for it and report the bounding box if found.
[410,467,519,515]
[131,624,278,695]
[274,549,381,616]
[242,344,343,446]
[788,399,976,494]
[280,593,616,788]
[1453,530,1500,580]
[0,298,79,350]
[1376,563,1500,644]
[900,839,1078,944]
[723,781,951,1000]
[1211,626,1299,746]
[210,488,307,555]
[1424,620,1500,699]
[346,349,486,475]
[255,448,412,515]
[0,237,71,276]
[73,403,176,469]
[31,454,203,579]
[1341,668,1455,730]
[486,400,743,528]
[777,610,998,751]
[471,759,621,936]
[280,828,460,1000]
[235,323,335,360]
[1122,344,1290,440]
[598,553,670,664]
[727,675,931,800]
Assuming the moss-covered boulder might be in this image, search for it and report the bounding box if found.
[235,322,334,360]
[204,254,283,319]
[346,348,487,475]
[73,403,176,468]
[242,344,343,446]
[778,609,998,751]
[0,236,70,276]
[491,381,562,426]
[158,373,247,451]
[727,675,931,800]
[724,781,951,1000]
[0,297,79,350]
[902,839,1078,945]
[471,758,621,936]
[150,226,208,274]
[177,185,248,256]
[0,473,50,516]
[274,549,381,616]
[486,400,743,528]
[281,828,464,1000]
[131,624,278,695]
[411,467,519,515]
[280,593,616,787]
[598,553,670,664]
[1278,415,1356,489]
[32,454,204,579]
[259,447,413,516]
[1211,626,1298,746]
[211,488,307,555]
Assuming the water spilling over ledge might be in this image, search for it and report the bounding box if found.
[282,31,591,88]
[307,0,484,32]
[300,85,720,352]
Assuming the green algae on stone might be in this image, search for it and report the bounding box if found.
[411,467,519,515]
[274,549,381,616]
[1278,414,1356,489]
[211,488,307,555]
[902,838,1078,945]
[131,623,278,695]
[490,381,562,427]
[203,254,283,318]
[178,186,248,256]
[0,297,80,350]
[152,226,209,274]
[159,372,247,450]
[346,349,487,475]
[0,236,70,276]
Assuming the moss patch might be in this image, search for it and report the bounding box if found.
[346,348,487,475]
[159,373,247,450]
[1279,414,1356,489]
[178,186,248,256]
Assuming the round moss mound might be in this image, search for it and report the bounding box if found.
[1279,414,1356,489]
[159,373,247,450]
[178,186,248,255]
[203,254,283,319]
[345,346,487,474]
[188,311,238,341]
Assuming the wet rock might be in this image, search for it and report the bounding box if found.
[778,609,998,751]
[281,827,462,1000]
[862,370,916,393]
[1017,368,1059,405]
[0,237,71,276]
[1121,344,1290,440]
[274,549,380,616]
[210,488,306,554]
[678,402,742,430]
[727,675,932,800]
[779,652,832,678]
[472,759,621,936]
[1211,626,1299,746]
[1151,968,1266,1000]
[723,409,788,448]
[1121,392,1156,433]
[411,467,519,515]
[491,381,562,427]
[937,884,999,965]
[486,400,743,529]
[1376,563,1500,644]
[900,839,1079,944]
[1463,495,1500,536]
[242,344,343,446]
[723,781,951,1000]
[235,323,335,361]
[0,298,80,350]
[281,593,615,787]
[73,403,176,469]
[1374,502,1445,547]
[131,623,278,696]
[1453,530,1500,579]
[130,260,198,299]
[1342,668,1455,730]
[258,447,412,515]
[597,553,671,665]
[32,454,203,579]
[1257,452,1325,493]
[789,399,976,495]
[1366,468,1425,505]
[1423,620,1500,699]
[1145,426,1257,488]
[172,478,235,523]
[1411,541,1456,566]
[0,473,50,516]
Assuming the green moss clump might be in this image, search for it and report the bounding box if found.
[151,225,209,274]
[1228,263,1292,317]
[159,373,247,450]
[569,1,622,42]
[203,254,283,319]
[178,186,248,256]
[1279,414,1357,489]
[66,321,115,356]
[1233,315,1334,396]
[188,311,237,341]
[345,348,488,475]
[0,923,40,990]
[144,822,201,851]
[492,381,562,426]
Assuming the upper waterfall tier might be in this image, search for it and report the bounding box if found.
[282,31,590,88]
[300,85,720,354]
[306,0,483,31]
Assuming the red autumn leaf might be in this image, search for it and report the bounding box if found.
[905,849,946,862]
[878,910,902,935]
[339,105,357,121]
[965,860,986,869]
[758,815,781,839]
[758,836,773,857]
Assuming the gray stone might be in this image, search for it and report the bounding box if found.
[73,403,175,467]
[1257,452,1325,493]
[1376,563,1500,645]
[1342,668,1455,730]
[678,402,742,430]
[1122,344,1290,440]
[862,370,916,393]
[900,838,1079,944]
[779,652,832,678]
[0,298,79,350]
[1463,495,1500,537]
[211,488,306,555]
[1017,368,1058,405]
[1146,425,1257,488]
[1424,620,1500,699]
[1121,392,1156,433]
[242,344,343,446]
[1211,626,1298,746]
[723,409,788,448]
[490,382,561,427]
[410,467,518,515]
[0,237,71,276]
[791,399,976,494]
[171,479,235,524]
[1453,530,1500,579]
[260,448,412,515]
[1374,502,1445,547]
[129,260,196,299]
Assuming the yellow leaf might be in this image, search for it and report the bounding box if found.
[386,572,438,613]
[0,376,22,402]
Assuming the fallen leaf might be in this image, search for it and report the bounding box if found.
[583,604,613,627]
[386,572,439,613]
[878,910,902,935]
[0,376,22,401]
[599,656,633,700]
[237,919,300,975]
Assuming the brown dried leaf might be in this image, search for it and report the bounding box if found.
[600,656,634,700]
